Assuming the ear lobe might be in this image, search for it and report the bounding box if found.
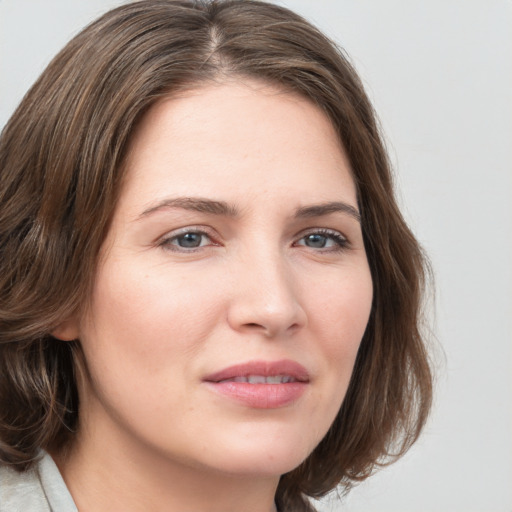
[52,319,79,341]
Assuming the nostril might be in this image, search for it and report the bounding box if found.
[241,321,302,337]
[245,322,263,329]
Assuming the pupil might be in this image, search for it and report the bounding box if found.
[179,233,201,247]
[306,234,326,248]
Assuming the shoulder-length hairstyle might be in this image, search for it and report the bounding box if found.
[0,1,432,510]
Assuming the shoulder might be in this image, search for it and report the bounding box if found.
[0,460,51,512]
[0,452,77,512]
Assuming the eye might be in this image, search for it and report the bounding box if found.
[159,229,214,251]
[295,229,348,251]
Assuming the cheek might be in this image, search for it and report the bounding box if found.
[312,265,373,349]
[86,261,222,347]
[77,261,229,404]
[307,265,373,404]
[77,261,228,423]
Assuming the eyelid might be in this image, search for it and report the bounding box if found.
[294,227,350,250]
[157,225,219,251]
[155,225,350,253]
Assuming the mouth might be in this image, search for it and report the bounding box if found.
[217,375,299,384]
[204,359,309,383]
[203,360,309,409]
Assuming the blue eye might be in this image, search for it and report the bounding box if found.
[296,230,347,250]
[174,232,205,248]
[161,230,212,251]
[303,234,330,248]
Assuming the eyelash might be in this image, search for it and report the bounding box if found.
[158,227,216,252]
[294,228,349,252]
[158,227,349,253]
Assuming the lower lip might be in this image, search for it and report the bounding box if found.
[204,381,308,408]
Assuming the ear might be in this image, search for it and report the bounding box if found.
[52,318,80,341]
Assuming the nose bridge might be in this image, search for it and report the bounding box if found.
[227,239,306,336]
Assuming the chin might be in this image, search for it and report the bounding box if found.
[180,400,340,479]
[201,432,316,478]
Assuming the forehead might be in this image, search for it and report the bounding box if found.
[119,80,356,216]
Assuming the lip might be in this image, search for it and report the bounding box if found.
[203,359,309,409]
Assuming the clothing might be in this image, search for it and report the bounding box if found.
[0,451,77,512]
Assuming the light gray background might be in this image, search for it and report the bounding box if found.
[1,1,511,511]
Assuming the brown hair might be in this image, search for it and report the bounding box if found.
[0,1,432,510]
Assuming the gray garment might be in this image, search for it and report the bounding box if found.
[0,451,77,512]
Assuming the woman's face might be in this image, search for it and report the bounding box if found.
[73,81,373,478]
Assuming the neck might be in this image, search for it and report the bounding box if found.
[53,428,279,512]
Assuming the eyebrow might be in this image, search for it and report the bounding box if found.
[138,197,240,219]
[295,202,361,223]
[137,197,360,223]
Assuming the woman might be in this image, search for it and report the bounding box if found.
[0,1,432,511]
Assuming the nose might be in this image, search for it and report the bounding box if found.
[226,249,307,338]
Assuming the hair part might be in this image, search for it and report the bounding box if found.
[0,1,433,510]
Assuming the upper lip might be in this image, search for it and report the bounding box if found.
[204,359,310,383]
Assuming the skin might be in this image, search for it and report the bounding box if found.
[55,80,373,512]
